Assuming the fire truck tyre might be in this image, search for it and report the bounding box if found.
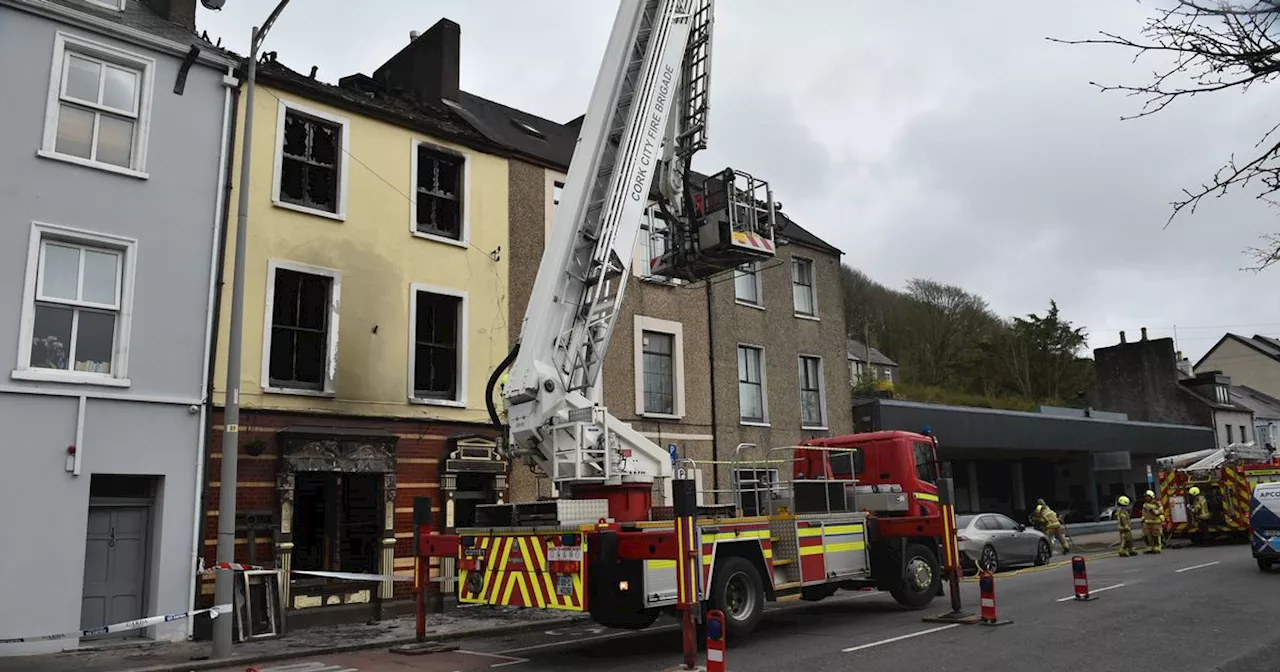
[1034,540,1051,566]
[890,543,941,610]
[708,556,764,638]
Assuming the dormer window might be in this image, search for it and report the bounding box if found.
[1216,385,1228,404]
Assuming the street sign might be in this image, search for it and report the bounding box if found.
[669,443,679,464]
[1146,464,1154,486]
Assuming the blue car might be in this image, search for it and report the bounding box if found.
[1250,482,1280,572]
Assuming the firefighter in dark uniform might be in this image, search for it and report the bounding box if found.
[1141,490,1164,554]
[1116,495,1135,557]
[1188,486,1211,545]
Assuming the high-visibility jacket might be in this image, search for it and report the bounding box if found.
[1191,494,1210,521]
[1117,509,1132,532]
[1041,508,1062,530]
[1142,500,1164,525]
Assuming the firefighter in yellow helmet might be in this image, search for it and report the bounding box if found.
[1188,486,1211,545]
[1038,500,1071,553]
[1029,498,1048,532]
[1141,489,1164,553]
[1115,495,1135,557]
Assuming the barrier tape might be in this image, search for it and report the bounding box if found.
[197,559,410,583]
[0,604,229,644]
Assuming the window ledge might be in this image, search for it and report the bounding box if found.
[740,420,771,428]
[639,412,683,421]
[802,425,830,432]
[272,199,346,222]
[262,385,336,398]
[11,368,131,387]
[410,397,467,408]
[735,300,766,311]
[411,231,469,249]
[37,150,148,180]
[794,313,821,322]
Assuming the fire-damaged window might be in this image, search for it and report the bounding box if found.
[267,264,339,392]
[278,108,342,214]
[414,144,464,241]
[292,472,381,574]
[411,287,464,403]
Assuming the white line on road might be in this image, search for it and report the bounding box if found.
[1056,583,1126,602]
[1175,561,1221,573]
[841,624,960,653]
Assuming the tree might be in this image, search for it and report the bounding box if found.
[1051,1,1280,268]
[999,300,1092,402]
[900,279,1001,388]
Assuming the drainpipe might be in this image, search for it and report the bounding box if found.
[190,65,240,623]
[705,281,720,502]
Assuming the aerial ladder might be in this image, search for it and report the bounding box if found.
[492,0,777,517]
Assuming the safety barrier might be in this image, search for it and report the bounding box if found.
[1071,555,1096,601]
[705,609,726,672]
[977,570,1012,626]
[0,604,229,644]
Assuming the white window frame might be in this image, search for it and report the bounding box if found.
[39,31,156,179]
[409,138,470,248]
[407,283,469,408]
[734,262,764,309]
[261,259,342,396]
[86,0,127,10]
[14,222,138,387]
[737,343,770,427]
[633,203,683,286]
[791,256,819,320]
[798,354,828,430]
[271,98,351,222]
[634,315,685,419]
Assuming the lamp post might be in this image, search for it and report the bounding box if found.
[212,0,292,658]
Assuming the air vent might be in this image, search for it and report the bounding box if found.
[510,118,546,139]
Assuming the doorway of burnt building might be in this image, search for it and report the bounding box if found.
[292,472,382,575]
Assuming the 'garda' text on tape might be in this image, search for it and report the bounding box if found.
[0,604,230,644]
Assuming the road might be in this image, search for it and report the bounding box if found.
[221,545,1277,672]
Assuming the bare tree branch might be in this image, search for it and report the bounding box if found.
[1050,1,1280,266]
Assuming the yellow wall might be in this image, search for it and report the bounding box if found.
[212,85,508,423]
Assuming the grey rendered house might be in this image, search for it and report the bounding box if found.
[0,0,233,654]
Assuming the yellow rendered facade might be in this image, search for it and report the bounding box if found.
[211,85,509,422]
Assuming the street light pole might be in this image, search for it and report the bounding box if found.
[212,0,292,659]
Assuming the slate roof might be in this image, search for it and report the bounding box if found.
[45,0,219,53]
[1230,386,1280,420]
[1194,333,1280,370]
[847,339,898,367]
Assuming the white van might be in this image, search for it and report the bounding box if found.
[1250,481,1280,571]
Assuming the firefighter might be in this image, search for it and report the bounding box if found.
[1038,500,1071,553]
[1115,495,1135,557]
[1141,490,1164,554]
[1029,499,1048,532]
[1189,486,1211,545]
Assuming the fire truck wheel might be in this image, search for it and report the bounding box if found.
[890,543,941,610]
[708,556,764,638]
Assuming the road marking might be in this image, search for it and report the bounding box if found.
[841,624,960,653]
[457,649,530,668]
[255,664,358,672]
[1175,561,1221,573]
[1056,583,1126,602]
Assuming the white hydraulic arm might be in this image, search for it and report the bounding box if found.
[502,0,715,499]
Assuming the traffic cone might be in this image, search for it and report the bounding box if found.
[978,570,1012,626]
[1071,555,1096,601]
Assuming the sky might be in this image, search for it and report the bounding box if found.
[194,0,1280,362]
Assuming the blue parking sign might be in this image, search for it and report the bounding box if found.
[669,444,679,464]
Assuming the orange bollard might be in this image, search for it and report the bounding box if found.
[978,570,1012,626]
[1071,555,1096,601]
[705,609,726,672]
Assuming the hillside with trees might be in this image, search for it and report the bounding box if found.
[841,266,1095,411]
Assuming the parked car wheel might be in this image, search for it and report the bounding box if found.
[1034,539,1051,566]
[979,545,1000,573]
[1258,558,1273,572]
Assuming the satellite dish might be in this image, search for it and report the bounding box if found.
[201,0,225,10]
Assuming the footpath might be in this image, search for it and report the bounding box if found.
[8,605,587,672]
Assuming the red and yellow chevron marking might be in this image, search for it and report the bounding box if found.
[1223,467,1252,530]
[698,522,771,587]
[730,230,776,254]
[457,535,585,612]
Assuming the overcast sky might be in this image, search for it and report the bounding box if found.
[195,0,1280,361]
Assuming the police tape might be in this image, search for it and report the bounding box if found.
[197,560,411,583]
[0,604,230,645]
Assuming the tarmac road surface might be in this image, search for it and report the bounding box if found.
[218,544,1276,672]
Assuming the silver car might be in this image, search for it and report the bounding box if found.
[955,513,1051,573]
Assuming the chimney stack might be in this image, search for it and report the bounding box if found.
[373,18,461,105]
[143,0,197,31]
[1120,330,1126,344]
[1141,327,1148,341]
[410,30,420,43]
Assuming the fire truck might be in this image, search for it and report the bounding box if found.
[417,0,948,638]
[1156,444,1280,541]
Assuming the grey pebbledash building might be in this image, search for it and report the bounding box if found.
[0,0,233,655]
